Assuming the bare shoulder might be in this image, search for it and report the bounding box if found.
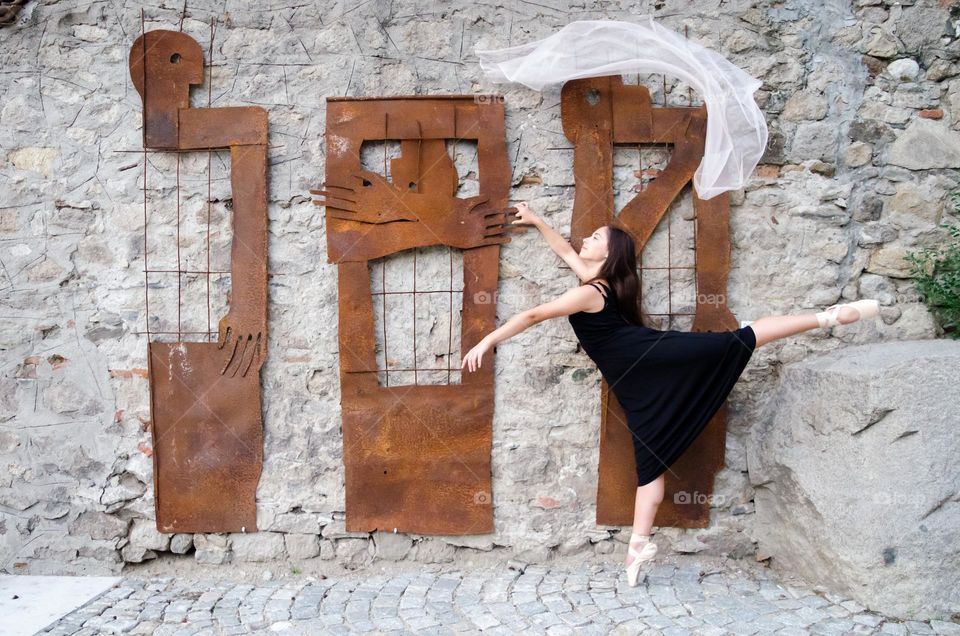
[527,283,604,321]
[580,278,610,292]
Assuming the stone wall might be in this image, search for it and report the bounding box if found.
[0,0,956,577]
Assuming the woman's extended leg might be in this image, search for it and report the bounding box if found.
[750,305,865,348]
[626,473,664,567]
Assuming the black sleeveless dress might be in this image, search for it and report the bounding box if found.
[567,280,757,487]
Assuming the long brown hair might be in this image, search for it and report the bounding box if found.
[584,225,651,327]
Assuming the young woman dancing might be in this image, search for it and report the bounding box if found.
[461,201,881,586]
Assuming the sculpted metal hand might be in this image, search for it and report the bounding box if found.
[434,196,519,249]
[313,169,521,249]
[217,308,266,377]
[310,169,420,224]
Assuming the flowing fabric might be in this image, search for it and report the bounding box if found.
[475,17,768,200]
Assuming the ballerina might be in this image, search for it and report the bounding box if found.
[461,201,881,586]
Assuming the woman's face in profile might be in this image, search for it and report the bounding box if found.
[579,226,609,261]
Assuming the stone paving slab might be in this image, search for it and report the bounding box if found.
[0,576,122,636]
[33,557,960,635]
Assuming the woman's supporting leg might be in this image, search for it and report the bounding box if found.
[750,305,863,348]
[626,473,664,566]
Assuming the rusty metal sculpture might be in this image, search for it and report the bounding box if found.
[561,75,736,528]
[0,0,26,26]
[130,29,268,533]
[313,96,517,534]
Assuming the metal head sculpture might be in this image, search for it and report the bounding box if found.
[129,30,204,148]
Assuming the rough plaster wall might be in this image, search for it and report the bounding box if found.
[0,0,956,574]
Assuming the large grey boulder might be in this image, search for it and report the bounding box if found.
[747,340,960,620]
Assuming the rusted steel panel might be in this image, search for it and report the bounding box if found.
[147,342,262,533]
[562,75,736,528]
[179,108,268,149]
[315,96,517,534]
[662,192,737,527]
[130,29,269,533]
[342,383,495,534]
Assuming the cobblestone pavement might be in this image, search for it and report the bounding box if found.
[37,558,960,635]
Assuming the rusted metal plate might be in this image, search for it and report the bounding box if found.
[180,109,268,149]
[561,75,736,528]
[317,98,516,263]
[130,29,269,533]
[342,382,495,534]
[314,96,517,534]
[147,342,263,533]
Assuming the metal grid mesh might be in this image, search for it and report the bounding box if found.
[136,17,230,343]
[615,141,699,332]
[361,140,480,387]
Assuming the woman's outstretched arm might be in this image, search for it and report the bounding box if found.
[513,202,593,282]
[460,284,602,372]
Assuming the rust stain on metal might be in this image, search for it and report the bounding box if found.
[561,75,736,529]
[130,29,268,533]
[313,95,520,534]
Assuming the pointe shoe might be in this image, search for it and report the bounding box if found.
[624,532,657,587]
[815,299,881,329]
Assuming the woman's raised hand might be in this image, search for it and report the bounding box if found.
[512,201,540,226]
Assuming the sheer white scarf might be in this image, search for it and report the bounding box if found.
[475,17,768,200]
